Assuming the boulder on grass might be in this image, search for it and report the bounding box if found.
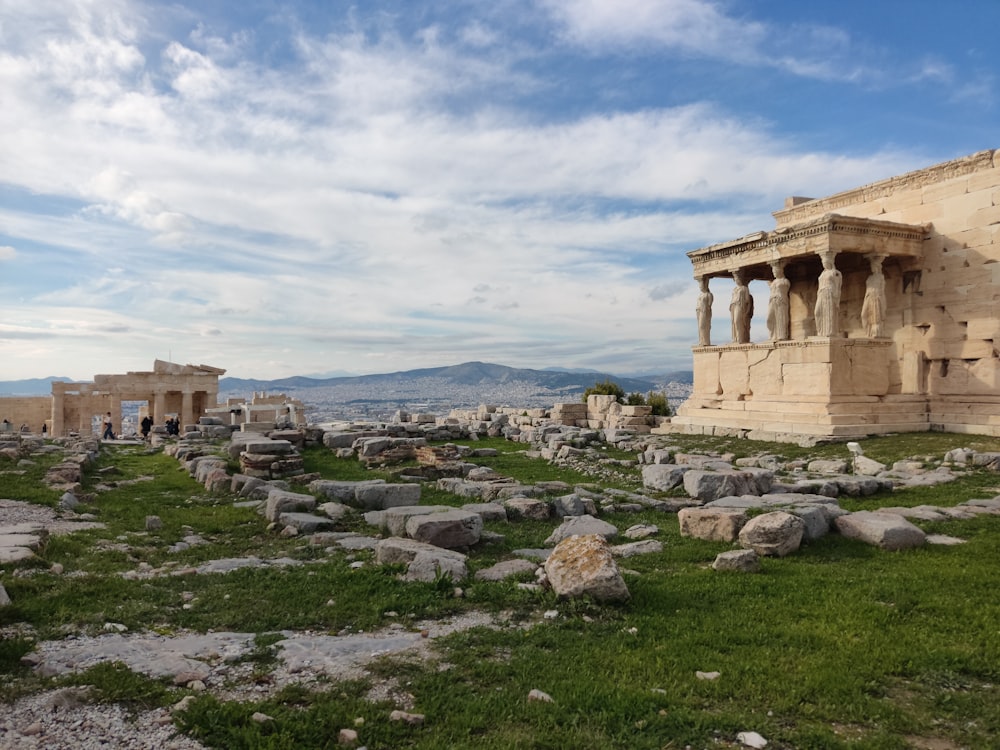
[544,534,629,602]
[738,511,805,557]
[712,549,760,573]
[405,509,483,549]
[374,537,468,582]
[677,507,748,543]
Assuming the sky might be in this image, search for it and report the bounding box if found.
[1,0,998,380]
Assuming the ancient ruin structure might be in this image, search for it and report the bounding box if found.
[1,360,224,437]
[207,392,307,432]
[669,149,1000,442]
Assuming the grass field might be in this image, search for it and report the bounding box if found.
[1,432,999,749]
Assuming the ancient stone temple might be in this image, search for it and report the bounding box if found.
[1,360,224,437]
[669,149,1000,442]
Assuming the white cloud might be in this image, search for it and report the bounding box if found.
[0,0,965,380]
[0,246,16,260]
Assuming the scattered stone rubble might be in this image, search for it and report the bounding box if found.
[4,407,1000,747]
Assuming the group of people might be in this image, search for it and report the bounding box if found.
[101,413,181,441]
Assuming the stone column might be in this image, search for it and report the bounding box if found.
[154,390,166,426]
[52,386,65,437]
[729,269,753,344]
[766,260,790,341]
[862,254,887,338]
[814,250,842,337]
[109,394,122,436]
[696,276,713,346]
[181,390,193,428]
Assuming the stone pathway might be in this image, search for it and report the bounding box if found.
[0,499,104,563]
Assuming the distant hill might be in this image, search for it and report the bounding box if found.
[220,361,679,394]
[0,376,73,396]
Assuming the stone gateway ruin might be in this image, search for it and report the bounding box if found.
[669,149,1000,442]
[1,360,224,437]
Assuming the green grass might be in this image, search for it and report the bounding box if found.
[3,432,1000,748]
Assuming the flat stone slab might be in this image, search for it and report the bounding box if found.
[462,502,508,522]
[377,505,454,536]
[545,515,618,545]
[336,535,379,551]
[925,534,966,545]
[474,559,538,581]
[0,546,38,563]
[610,539,663,558]
[22,613,493,684]
[835,511,926,551]
[121,556,303,580]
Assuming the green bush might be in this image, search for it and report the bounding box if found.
[582,379,625,402]
[646,391,671,416]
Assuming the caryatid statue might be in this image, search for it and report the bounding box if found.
[861,254,887,338]
[729,269,753,344]
[766,259,790,341]
[696,276,713,346]
[813,250,842,337]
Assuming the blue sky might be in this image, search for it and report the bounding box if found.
[1,0,997,380]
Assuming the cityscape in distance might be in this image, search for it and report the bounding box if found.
[0,361,694,425]
[216,362,695,423]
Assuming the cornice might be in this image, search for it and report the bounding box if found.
[772,149,997,226]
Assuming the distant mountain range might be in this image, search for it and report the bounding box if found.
[0,377,72,396]
[218,361,692,394]
[0,363,693,401]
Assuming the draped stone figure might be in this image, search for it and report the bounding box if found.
[861,255,887,338]
[813,251,842,337]
[729,270,753,344]
[696,276,713,346]
[766,260,790,341]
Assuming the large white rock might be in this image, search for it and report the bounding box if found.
[405,509,483,549]
[544,534,630,602]
[264,490,316,522]
[683,470,769,502]
[641,464,690,491]
[678,507,749,543]
[504,497,551,521]
[738,511,805,557]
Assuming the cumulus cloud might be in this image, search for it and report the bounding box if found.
[0,246,17,260]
